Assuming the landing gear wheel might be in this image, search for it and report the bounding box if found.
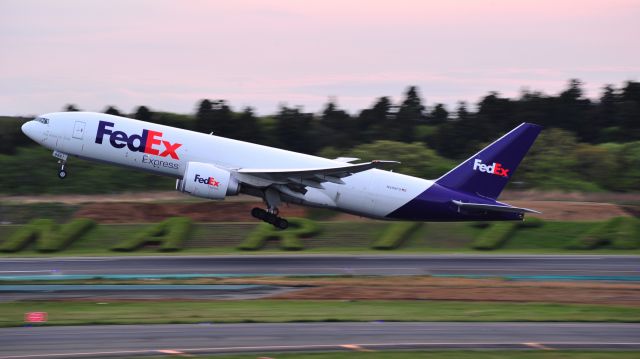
[57,160,67,180]
[251,207,265,220]
[275,218,289,230]
[265,212,277,225]
[250,207,289,229]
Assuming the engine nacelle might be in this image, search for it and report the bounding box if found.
[176,162,240,200]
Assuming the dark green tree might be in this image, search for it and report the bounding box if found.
[208,100,234,138]
[429,103,449,124]
[357,96,393,141]
[104,106,121,116]
[619,81,640,139]
[194,99,214,133]
[395,86,425,141]
[274,106,314,153]
[558,79,593,141]
[234,107,262,143]
[134,106,153,123]
[320,100,353,148]
[593,85,620,141]
[456,101,469,121]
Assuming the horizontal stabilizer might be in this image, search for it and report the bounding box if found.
[334,157,360,163]
[452,200,541,214]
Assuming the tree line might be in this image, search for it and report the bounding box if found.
[1,79,639,193]
[58,79,640,158]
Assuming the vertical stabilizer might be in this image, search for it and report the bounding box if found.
[436,123,542,199]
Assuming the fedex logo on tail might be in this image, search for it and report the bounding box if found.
[95,121,182,160]
[473,159,510,177]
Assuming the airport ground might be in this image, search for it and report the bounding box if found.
[1,194,639,357]
[1,255,639,358]
[130,353,640,359]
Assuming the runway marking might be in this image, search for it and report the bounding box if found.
[278,267,421,270]
[157,349,193,357]
[524,342,554,350]
[341,344,375,352]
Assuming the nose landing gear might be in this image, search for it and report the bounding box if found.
[57,161,67,179]
[53,151,69,180]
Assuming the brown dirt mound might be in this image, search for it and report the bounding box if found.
[231,276,640,306]
[510,201,631,221]
[74,201,307,223]
[73,200,632,223]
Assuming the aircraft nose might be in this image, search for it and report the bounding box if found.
[21,120,38,140]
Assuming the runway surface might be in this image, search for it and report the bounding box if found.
[1,254,638,279]
[2,322,640,358]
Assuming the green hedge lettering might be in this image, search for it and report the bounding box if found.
[237,218,320,251]
[371,222,422,250]
[0,218,95,253]
[568,217,639,250]
[471,222,517,250]
[111,217,193,252]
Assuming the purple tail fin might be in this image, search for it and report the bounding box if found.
[436,123,542,200]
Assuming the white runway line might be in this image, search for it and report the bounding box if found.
[524,342,554,350]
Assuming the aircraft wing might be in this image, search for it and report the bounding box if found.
[236,160,399,189]
[452,200,541,214]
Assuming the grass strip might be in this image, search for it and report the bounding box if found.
[1,300,639,327]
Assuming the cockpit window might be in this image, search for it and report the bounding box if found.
[35,117,49,124]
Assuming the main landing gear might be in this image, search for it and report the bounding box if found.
[251,187,289,230]
[251,207,289,230]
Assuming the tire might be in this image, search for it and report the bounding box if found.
[265,213,277,225]
[58,170,67,179]
[251,207,263,219]
[276,218,289,230]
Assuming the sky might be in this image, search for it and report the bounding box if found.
[1,0,639,116]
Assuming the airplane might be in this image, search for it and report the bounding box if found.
[21,112,542,229]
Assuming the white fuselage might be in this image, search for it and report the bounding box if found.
[22,112,434,219]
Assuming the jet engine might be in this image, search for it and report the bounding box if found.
[176,162,240,200]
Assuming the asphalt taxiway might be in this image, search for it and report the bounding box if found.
[2,322,639,358]
[1,254,638,279]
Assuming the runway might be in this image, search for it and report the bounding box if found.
[2,322,639,358]
[1,254,638,279]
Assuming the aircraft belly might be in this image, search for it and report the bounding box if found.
[331,172,374,214]
[332,170,431,218]
[369,170,433,218]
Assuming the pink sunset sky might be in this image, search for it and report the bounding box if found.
[1,0,639,116]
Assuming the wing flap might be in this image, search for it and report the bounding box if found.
[237,160,398,178]
[237,160,399,185]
